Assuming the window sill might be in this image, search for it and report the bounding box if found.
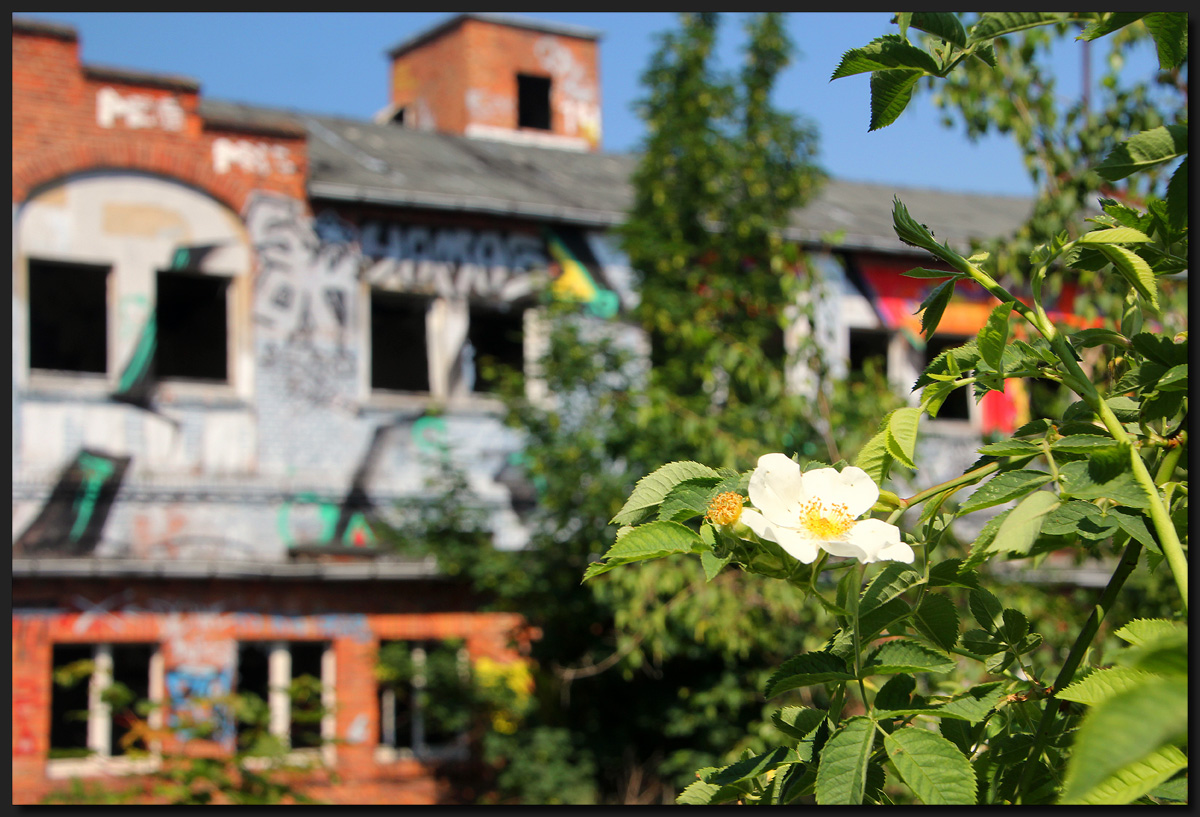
[241,747,329,771]
[46,753,161,779]
[363,391,507,415]
[374,740,468,764]
[155,379,243,408]
[25,370,113,399]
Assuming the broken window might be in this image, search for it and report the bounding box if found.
[371,290,431,393]
[50,643,158,760]
[235,641,331,754]
[466,302,525,393]
[517,74,552,131]
[377,639,470,760]
[925,334,971,421]
[28,259,109,375]
[156,270,229,382]
[848,328,891,380]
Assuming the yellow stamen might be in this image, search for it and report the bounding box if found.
[706,492,744,526]
[798,498,854,539]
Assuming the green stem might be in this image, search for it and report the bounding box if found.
[850,562,869,709]
[1010,534,1143,804]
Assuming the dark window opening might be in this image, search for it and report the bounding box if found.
[391,106,406,126]
[109,644,154,756]
[289,642,325,750]
[50,644,94,758]
[925,335,971,420]
[468,303,524,393]
[29,259,109,374]
[371,291,430,392]
[235,642,271,750]
[377,641,416,752]
[848,328,890,379]
[517,74,552,130]
[156,271,229,382]
[377,640,469,755]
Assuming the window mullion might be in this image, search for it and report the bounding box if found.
[88,644,114,758]
[268,641,291,746]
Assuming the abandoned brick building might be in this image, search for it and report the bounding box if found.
[12,12,1085,804]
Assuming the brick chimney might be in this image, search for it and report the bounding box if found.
[380,13,603,152]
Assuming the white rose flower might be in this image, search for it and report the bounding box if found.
[739,453,913,565]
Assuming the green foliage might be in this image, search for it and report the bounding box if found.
[600,10,1187,808]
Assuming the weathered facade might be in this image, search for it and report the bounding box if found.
[13,13,1078,805]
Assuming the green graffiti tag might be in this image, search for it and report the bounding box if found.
[69,453,117,542]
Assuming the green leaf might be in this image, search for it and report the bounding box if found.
[610,461,720,525]
[869,70,922,131]
[1131,332,1188,367]
[999,608,1029,645]
[772,706,827,741]
[1116,631,1188,676]
[1041,500,1118,540]
[959,470,1054,514]
[1096,244,1159,311]
[988,490,1059,556]
[766,652,856,698]
[961,508,1011,572]
[874,674,916,711]
[1155,364,1187,392]
[886,406,922,470]
[968,12,1065,42]
[815,717,876,805]
[1067,745,1188,805]
[912,593,959,652]
[917,279,956,339]
[1149,775,1190,802]
[976,302,1013,372]
[1069,327,1129,350]
[929,558,979,588]
[1166,156,1187,231]
[1059,460,1152,509]
[1076,226,1153,244]
[937,682,1007,723]
[1050,434,1120,454]
[1109,509,1159,552]
[968,588,1003,632]
[831,36,940,79]
[1095,124,1189,182]
[864,640,955,675]
[892,198,942,254]
[583,521,704,580]
[700,549,732,582]
[854,425,895,485]
[658,477,722,522]
[977,439,1040,457]
[1055,666,1159,706]
[859,562,922,616]
[1141,12,1189,70]
[1113,618,1187,647]
[1059,678,1189,804]
[676,778,741,805]
[884,727,977,805]
[902,267,959,279]
[909,12,967,47]
[708,746,794,785]
[1078,12,1147,41]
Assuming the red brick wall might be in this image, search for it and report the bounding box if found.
[12,22,307,212]
[12,578,531,805]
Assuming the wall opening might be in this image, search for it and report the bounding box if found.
[288,642,325,750]
[50,644,94,758]
[156,270,229,382]
[848,328,890,379]
[467,302,524,393]
[925,334,971,420]
[109,644,154,756]
[517,74,552,131]
[371,291,430,393]
[29,259,110,374]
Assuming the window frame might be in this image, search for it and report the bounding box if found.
[236,640,336,768]
[375,640,470,763]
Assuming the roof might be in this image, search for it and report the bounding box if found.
[387,12,602,59]
[12,556,442,581]
[12,16,78,41]
[84,63,201,93]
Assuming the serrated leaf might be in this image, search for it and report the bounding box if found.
[708,746,794,786]
[860,562,923,616]
[1059,460,1151,509]
[902,267,958,279]
[929,558,979,588]
[658,477,722,522]
[815,717,876,805]
[700,549,732,582]
[1155,364,1187,391]
[885,727,977,805]
[864,640,955,675]
[1055,666,1159,706]
[854,425,895,485]
[1059,678,1189,804]
[869,70,922,131]
[772,707,827,741]
[976,302,1013,372]
[1095,124,1189,182]
[961,508,1011,572]
[937,681,1007,723]
[1165,156,1187,230]
[968,588,1004,632]
[913,593,959,652]
[583,521,704,580]
[886,406,922,469]
[766,652,856,698]
[1069,327,1129,349]
[1041,500,1118,540]
[676,778,741,805]
[917,278,956,338]
[1067,745,1188,805]
[961,628,1004,655]
[1097,244,1159,311]
[1149,775,1189,802]
[1141,12,1189,70]
[959,470,1054,514]
[1109,509,1159,553]
[874,674,916,711]
[892,198,941,253]
[1050,434,1120,454]
[968,12,1065,42]
[1131,332,1188,367]
[611,461,721,526]
[988,490,1059,556]
[910,12,967,47]
[1077,226,1153,244]
[1116,631,1188,676]
[1078,12,1147,41]
[831,35,940,79]
[1000,608,1029,645]
[977,439,1041,457]
[1113,618,1187,647]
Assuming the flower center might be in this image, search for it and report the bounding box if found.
[798,498,855,539]
[706,492,744,526]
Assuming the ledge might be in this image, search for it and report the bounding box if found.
[12,556,442,582]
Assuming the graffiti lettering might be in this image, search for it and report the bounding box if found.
[213,137,297,175]
[96,87,185,131]
[277,492,375,549]
[166,665,235,744]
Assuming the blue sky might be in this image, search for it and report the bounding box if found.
[18,12,1163,197]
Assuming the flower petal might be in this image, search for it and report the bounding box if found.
[844,518,909,564]
[739,509,774,542]
[770,527,821,564]
[800,466,879,519]
[748,453,805,526]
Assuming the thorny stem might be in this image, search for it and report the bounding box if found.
[1010,534,1143,804]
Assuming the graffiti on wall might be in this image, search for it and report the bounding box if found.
[15,449,130,557]
[534,37,601,146]
[95,87,185,131]
[213,138,297,176]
